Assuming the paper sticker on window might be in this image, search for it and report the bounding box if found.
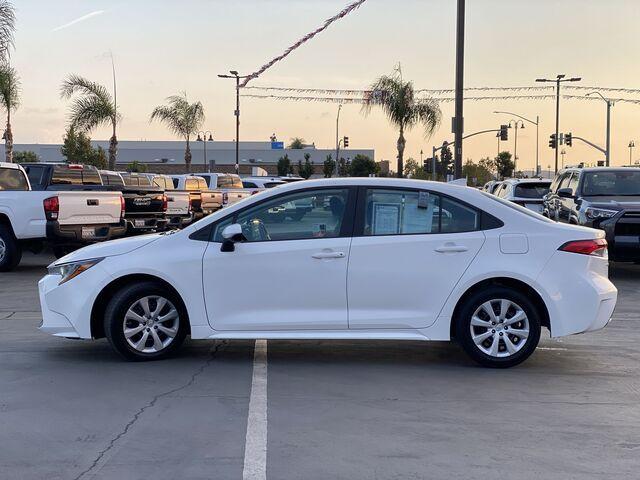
[313,223,327,237]
[372,203,400,235]
[418,191,430,209]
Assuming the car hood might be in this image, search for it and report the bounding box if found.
[52,233,163,265]
[582,196,640,210]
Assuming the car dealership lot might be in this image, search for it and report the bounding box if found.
[1,254,639,480]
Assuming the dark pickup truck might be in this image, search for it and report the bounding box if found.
[101,171,168,233]
[543,167,640,262]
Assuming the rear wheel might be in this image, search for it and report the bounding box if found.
[104,281,188,361]
[0,224,22,272]
[455,286,541,368]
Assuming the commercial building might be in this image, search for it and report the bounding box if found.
[6,140,375,176]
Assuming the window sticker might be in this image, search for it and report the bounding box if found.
[372,203,401,235]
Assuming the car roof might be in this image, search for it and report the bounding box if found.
[501,178,550,185]
[0,162,24,170]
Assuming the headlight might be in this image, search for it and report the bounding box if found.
[585,207,618,220]
[47,258,104,285]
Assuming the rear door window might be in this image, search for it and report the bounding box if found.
[25,165,46,188]
[0,168,29,191]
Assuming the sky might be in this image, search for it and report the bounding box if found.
[10,0,640,172]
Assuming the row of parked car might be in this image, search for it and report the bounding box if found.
[0,161,303,271]
[483,166,640,262]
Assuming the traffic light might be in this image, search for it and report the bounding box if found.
[565,133,573,147]
[549,134,557,149]
[500,124,509,141]
[343,136,349,148]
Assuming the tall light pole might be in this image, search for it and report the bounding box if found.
[196,131,214,172]
[507,119,525,173]
[218,70,249,174]
[586,91,613,166]
[496,132,501,158]
[536,74,581,173]
[561,148,566,168]
[335,104,342,176]
[630,141,636,166]
[494,111,540,176]
[453,0,465,179]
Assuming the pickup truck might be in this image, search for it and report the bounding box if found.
[103,171,168,233]
[0,162,125,270]
[191,172,252,207]
[143,173,193,229]
[170,175,222,219]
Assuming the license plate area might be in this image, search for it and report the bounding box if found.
[134,219,146,228]
[81,226,96,239]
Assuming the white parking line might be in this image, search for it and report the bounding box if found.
[243,339,268,480]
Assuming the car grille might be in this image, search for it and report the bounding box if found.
[615,211,640,236]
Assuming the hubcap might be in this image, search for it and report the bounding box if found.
[469,299,530,358]
[123,296,180,353]
[0,237,6,262]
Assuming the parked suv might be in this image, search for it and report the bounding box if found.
[494,178,551,214]
[543,167,640,262]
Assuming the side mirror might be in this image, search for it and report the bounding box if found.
[557,188,574,198]
[220,223,245,252]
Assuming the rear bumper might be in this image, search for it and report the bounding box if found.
[125,216,168,232]
[536,251,617,337]
[46,221,127,245]
[167,213,193,229]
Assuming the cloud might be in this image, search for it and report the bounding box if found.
[52,10,105,32]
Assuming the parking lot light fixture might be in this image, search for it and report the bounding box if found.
[196,130,214,172]
[218,70,250,174]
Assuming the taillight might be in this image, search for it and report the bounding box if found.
[222,192,229,205]
[43,196,59,220]
[162,194,168,211]
[559,238,608,257]
[120,195,125,218]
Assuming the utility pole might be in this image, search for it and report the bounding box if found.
[335,104,342,176]
[561,148,566,168]
[536,74,581,173]
[496,132,500,158]
[218,71,249,174]
[453,0,465,179]
[586,92,613,166]
[629,141,635,166]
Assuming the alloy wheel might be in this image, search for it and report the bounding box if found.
[123,296,180,354]
[469,299,530,358]
[0,237,6,263]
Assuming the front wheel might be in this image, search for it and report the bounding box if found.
[104,281,188,361]
[455,286,541,368]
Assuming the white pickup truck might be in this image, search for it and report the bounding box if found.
[144,173,193,229]
[191,173,253,207]
[170,175,223,219]
[0,163,125,271]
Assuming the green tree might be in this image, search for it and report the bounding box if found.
[288,137,305,149]
[362,69,441,177]
[0,63,19,162]
[13,150,37,163]
[126,161,147,173]
[404,158,419,177]
[495,151,515,179]
[0,1,15,62]
[338,157,350,177]
[323,154,335,178]
[60,126,108,169]
[462,159,493,186]
[60,74,120,170]
[349,154,378,177]
[277,154,293,176]
[298,152,314,179]
[150,92,204,173]
[439,142,453,178]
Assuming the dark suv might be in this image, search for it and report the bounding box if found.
[543,167,640,262]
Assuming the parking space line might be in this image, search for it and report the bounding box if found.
[242,339,268,480]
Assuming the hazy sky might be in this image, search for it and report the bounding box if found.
[11,0,640,171]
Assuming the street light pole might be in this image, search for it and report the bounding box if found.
[561,148,566,168]
[453,0,465,179]
[536,74,581,173]
[218,70,249,175]
[586,91,613,166]
[196,131,214,172]
[630,141,635,166]
[335,104,342,176]
[508,120,524,173]
[494,111,540,176]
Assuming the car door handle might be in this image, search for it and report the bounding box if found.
[312,251,346,259]
[435,244,468,253]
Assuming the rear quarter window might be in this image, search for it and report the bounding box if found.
[0,168,29,191]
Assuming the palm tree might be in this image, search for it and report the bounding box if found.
[0,63,19,162]
[60,75,120,169]
[0,1,15,62]
[150,93,204,172]
[363,71,441,177]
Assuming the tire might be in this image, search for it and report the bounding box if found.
[104,281,188,361]
[0,224,22,272]
[455,286,541,368]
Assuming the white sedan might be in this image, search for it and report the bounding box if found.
[38,178,617,368]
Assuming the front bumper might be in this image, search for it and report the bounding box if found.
[46,221,127,245]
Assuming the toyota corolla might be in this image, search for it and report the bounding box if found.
[38,178,617,368]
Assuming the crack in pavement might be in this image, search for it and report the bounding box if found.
[72,341,228,480]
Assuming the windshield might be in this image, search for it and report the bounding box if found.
[514,182,551,199]
[582,171,640,196]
